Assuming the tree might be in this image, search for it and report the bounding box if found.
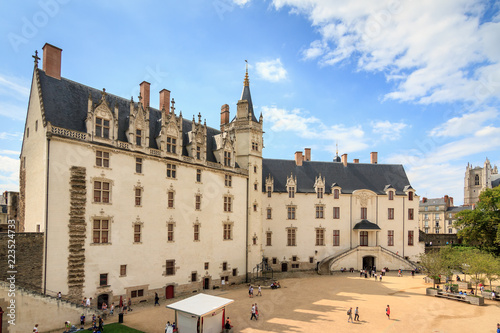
[482,253,500,291]
[455,187,500,254]
[419,250,444,288]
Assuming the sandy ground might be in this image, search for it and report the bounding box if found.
[109,272,500,333]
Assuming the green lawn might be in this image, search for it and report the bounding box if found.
[102,323,145,332]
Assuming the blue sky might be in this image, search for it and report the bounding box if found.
[0,0,499,204]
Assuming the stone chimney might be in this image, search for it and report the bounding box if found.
[422,197,427,203]
[370,152,378,164]
[42,43,62,79]
[353,159,359,163]
[295,151,303,166]
[140,81,150,108]
[304,148,311,161]
[341,154,348,167]
[220,104,230,126]
[159,89,171,112]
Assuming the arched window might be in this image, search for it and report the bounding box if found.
[475,174,480,185]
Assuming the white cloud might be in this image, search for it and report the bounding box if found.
[371,120,408,140]
[0,74,30,99]
[262,105,368,152]
[255,59,288,82]
[0,101,27,121]
[272,0,500,104]
[0,154,19,191]
[233,0,251,6]
[429,108,498,137]
[0,132,22,141]
[0,150,19,155]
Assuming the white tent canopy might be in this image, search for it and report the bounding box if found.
[167,293,234,333]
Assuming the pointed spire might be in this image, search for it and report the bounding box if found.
[244,60,249,87]
[32,50,40,66]
[198,112,202,123]
[170,98,175,114]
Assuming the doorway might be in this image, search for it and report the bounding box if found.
[203,278,210,290]
[281,262,288,272]
[362,256,375,270]
[165,285,174,299]
[97,294,108,310]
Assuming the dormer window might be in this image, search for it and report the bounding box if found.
[196,146,201,160]
[224,151,231,166]
[288,187,295,198]
[317,188,324,199]
[96,117,110,138]
[388,191,394,200]
[136,129,142,146]
[408,191,414,201]
[333,189,340,199]
[166,136,177,154]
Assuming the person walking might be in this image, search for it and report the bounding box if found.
[257,285,262,296]
[33,324,39,333]
[165,321,173,333]
[128,298,132,311]
[98,316,104,332]
[347,307,353,323]
[354,307,359,321]
[250,304,258,320]
[255,303,259,318]
[155,292,160,306]
[224,317,232,333]
[386,305,391,320]
[80,314,86,329]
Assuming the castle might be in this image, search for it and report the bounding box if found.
[464,158,499,206]
[19,43,423,307]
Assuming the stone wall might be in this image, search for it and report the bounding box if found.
[18,168,26,232]
[419,230,459,249]
[0,232,43,290]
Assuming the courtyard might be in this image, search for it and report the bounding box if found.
[110,271,500,333]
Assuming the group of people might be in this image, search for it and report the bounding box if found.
[79,313,104,331]
[346,307,360,323]
[270,281,281,289]
[340,267,355,273]
[248,284,263,297]
[250,303,259,320]
[164,321,176,333]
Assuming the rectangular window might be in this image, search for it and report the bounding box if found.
[333,230,340,246]
[223,223,232,240]
[222,262,227,271]
[315,206,324,219]
[93,219,109,244]
[287,206,296,220]
[224,196,232,212]
[196,146,201,160]
[315,229,325,246]
[309,257,314,263]
[254,183,258,191]
[232,268,237,276]
[95,117,110,138]
[94,181,110,203]
[361,207,367,219]
[167,223,174,241]
[166,164,177,179]
[134,224,141,243]
[266,208,272,219]
[224,151,231,166]
[333,189,340,199]
[267,186,272,197]
[194,224,200,241]
[191,272,197,282]
[360,231,368,246]
[136,158,143,174]
[204,262,209,270]
[408,192,414,201]
[196,169,202,182]
[408,230,414,246]
[131,289,144,298]
[317,188,324,199]
[448,228,453,234]
[168,191,175,208]
[135,188,142,206]
[166,260,175,275]
[388,208,394,220]
[287,228,296,246]
[35,120,38,131]
[136,129,142,146]
[408,208,414,220]
[333,207,340,219]
[99,273,108,286]
[120,265,127,276]
[388,230,394,246]
[266,231,272,246]
[166,136,177,154]
[288,187,295,198]
[388,191,394,200]
[225,174,232,187]
[96,151,110,168]
[195,195,201,210]
[272,258,277,264]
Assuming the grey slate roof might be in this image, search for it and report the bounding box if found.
[420,198,445,206]
[353,220,381,230]
[38,70,220,163]
[240,84,258,123]
[492,174,500,188]
[446,206,472,213]
[262,159,412,195]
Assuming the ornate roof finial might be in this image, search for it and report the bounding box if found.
[244,60,249,87]
[101,88,107,101]
[198,112,202,123]
[170,98,175,114]
[32,50,40,66]
[138,92,142,103]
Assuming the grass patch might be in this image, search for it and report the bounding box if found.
[102,323,145,332]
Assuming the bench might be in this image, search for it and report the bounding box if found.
[436,291,468,302]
